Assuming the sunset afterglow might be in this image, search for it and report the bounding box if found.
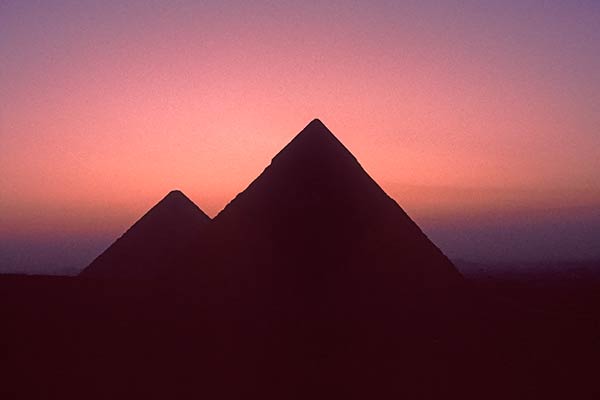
[1,1,599,270]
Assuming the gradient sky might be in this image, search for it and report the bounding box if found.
[1,1,599,273]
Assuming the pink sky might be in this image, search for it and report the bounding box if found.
[1,1,599,269]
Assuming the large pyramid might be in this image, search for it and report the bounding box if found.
[80,190,210,279]
[194,119,462,303]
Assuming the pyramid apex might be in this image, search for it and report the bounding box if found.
[303,118,330,133]
[158,190,209,219]
[166,189,185,197]
[163,189,196,203]
[301,118,339,139]
[265,118,354,168]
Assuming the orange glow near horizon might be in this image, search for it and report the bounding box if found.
[1,2,599,240]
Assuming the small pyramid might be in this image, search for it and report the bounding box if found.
[80,190,210,279]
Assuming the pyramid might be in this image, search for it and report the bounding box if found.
[203,119,462,302]
[80,190,210,279]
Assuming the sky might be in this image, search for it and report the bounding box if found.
[1,1,599,273]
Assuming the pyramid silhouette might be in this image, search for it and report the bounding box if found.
[80,190,210,279]
[82,119,462,293]
[75,120,465,397]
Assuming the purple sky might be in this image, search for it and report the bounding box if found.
[1,1,599,273]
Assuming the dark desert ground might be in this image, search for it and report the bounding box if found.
[2,120,599,399]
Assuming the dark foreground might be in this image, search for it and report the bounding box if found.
[1,274,599,400]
